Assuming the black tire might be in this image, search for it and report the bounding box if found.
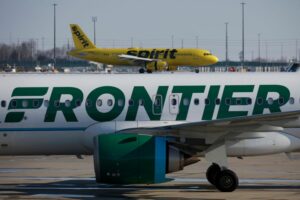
[139,68,145,73]
[206,163,221,185]
[195,68,200,73]
[215,169,239,192]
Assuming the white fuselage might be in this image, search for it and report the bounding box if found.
[0,73,300,156]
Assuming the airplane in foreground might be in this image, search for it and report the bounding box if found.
[67,24,219,73]
[1,72,300,192]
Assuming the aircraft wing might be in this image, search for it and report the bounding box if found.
[116,110,300,156]
[118,110,300,136]
[118,54,157,63]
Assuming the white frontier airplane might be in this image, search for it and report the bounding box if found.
[0,73,300,192]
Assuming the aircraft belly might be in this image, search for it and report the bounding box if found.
[0,131,90,156]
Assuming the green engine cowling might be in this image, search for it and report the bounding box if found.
[93,134,197,184]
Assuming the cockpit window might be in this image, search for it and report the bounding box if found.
[203,53,212,56]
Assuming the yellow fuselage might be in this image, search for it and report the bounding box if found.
[68,48,218,68]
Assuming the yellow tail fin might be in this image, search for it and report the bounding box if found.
[70,24,96,49]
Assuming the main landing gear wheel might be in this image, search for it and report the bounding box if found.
[139,68,145,73]
[206,164,239,192]
[195,68,200,73]
[206,163,221,185]
[215,169,238,192]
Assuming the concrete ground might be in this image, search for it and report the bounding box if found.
[0,153,299,200]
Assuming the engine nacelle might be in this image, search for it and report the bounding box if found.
[93,134,197,184]
[146,61,168,71]
[167,145,184,173]
[168,65,178,71]
[226,131,300,157]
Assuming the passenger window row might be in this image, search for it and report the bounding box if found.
[171,97,296,106]
[0,97,297,108]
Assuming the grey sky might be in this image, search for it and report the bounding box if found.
[0,0,299,61]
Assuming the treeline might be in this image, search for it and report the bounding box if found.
[0,39,71,63]
[0,39,91,68]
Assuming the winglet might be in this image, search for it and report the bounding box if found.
[70,24,96,49]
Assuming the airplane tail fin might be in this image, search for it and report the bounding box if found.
[70,24,96,49]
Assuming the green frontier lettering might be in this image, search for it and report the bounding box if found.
[202,86,220,120]
[217,85,254,119]
[125,86,168,121]
[5,87,48,123]
[5,84,293,123]
[253,85,290,115]
[44,87,83,122]
[127,49,178,59]
[86,86,125,122]
[172,86,205,121]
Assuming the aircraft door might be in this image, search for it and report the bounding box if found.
[152,95,163,115]
[0,132,12,154]
[169,94,179,115]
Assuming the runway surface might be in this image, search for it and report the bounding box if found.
[0,154,299,199]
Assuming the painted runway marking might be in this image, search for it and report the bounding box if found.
[173,178,300,184]
[1,176,300,184]
[52,183,76,187]
[0,186,159,191]
[0,168,43,173]
[33,194,95,198]
[0,177,95,181]
[0,178,299,190]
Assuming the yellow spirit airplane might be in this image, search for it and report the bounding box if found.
[68,24,218,73]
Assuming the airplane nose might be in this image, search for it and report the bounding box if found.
[208,55,218,64]
[212,56,219,63]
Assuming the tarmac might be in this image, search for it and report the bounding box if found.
[0,153,299,200]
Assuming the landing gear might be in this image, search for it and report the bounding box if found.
[139,68,145,73]
[140,67,152,73]
[195,68,200,73]
[206,163,239,192]
[206,163,221,185]
[215,169,239,192]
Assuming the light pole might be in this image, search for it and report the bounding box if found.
[296,39,298,62]
[241,2,246,67]
[281,43,283,61]
[53,3,57,68]
[92,17,97,45]
[225,22,228,65]
[266,41,268,61]
[258,33,261,64]
[41,37,45,52]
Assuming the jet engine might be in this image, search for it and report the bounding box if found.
[226,131,300,157]
[168,66,178,71]
[146,61,168,72]
[93,134,198,184]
